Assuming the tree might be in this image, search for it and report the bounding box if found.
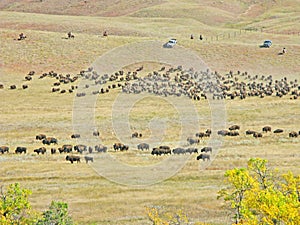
[218,158,300,225]
[37,201,74,225]
[0,183,37,225]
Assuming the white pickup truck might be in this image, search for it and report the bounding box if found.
[166,38,177,48]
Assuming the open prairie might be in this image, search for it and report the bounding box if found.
[0,0,300,224]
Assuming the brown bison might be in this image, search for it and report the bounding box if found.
[36,134,46,140]
[113,143,129,151]
[34,147,46,155]
[132,132,142,138]
[262,126,272,132]
[74,144,87,153]
[187,137,199,145]
[229,125,240,130]
[253,132,263,138]
[289,131,298,138]
[93,130,100,136]
[51,148,56,154]
[0,146,9,154]
[66,155,80,164]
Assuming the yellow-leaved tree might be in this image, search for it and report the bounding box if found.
[218,158,300,225]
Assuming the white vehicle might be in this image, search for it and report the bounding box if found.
[166,38,177,48]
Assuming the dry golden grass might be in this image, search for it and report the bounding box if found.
[0,2,300,224]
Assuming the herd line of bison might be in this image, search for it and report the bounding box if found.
[1,65,300,164]
[0,124,298,163]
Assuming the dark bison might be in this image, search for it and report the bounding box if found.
[22,84,28,89]
[42,137,57,145]
[201,147,212,153]
[66,155,80,164]
[246,130,256,135]
[137,143,149,151]
[15,147,26,154]
[10,85,16,89]
[187,137,199,145]
[93,130,100,136]
[113,143,129,151]
[74,144,87,153]
[229,125,240,130]
[253,132,263,138]
[51,148,56,154]
[186,148,198,154]
[289,131,298,138]
[196,154,210,161]
[34,147,46,155]
[151,146,171,156]
[59,145,73,153]
[0,146,9,154]
[172,147,186,155]
[217,130,229,136]
[84,156,94,163]
[262,126,272,132]
[273,129,284,133]
[132,132,142,138]
[71,134,80,139]
[95,144,107,153]
[36,134,46,140]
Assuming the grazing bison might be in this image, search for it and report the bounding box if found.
[217,130,229,136]
[137,143,149,151]
[172,148,186,155]
[36,134,46,140]
[229,125,240,130]
[253,132,263,138]
[132,132,142,138]
[22,84,28,89]
[71,134,80,139]
[95,144,107,153]
[34,147,46,155]
[84,156,94,163]
[0,146,9,154]
[196,154,210,161]
[10,85,16,90]
[93,130,100,136]
[66,155,80,164]
[113,143,129,151]
[74,144,87,153]
[187,137,199,145]
[273,129,284,133]
[246,130,256,135]
[59,145,73,153]
[201,147,212,153]
[51,148,56,154]
[151,146,171,156]
[186,148,198,154]
[262,126,272,132]
[289,131,298,138]
[42,137,57,145]
[15,147,26,154]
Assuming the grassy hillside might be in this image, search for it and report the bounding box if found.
[0,0,300,224]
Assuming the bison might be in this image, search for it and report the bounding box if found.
[51,148,56,154]
[186,148,198,154]
[95,144,107,153]
[0,146,9,154]
[200,147,212,153]
[262,126,272,132]
[15,147,26,154]
[172,147,186,155]
[71,134,80,139]
[289,131,298,138]
[34,147,46,155]
[137,143,149,151]
[74,144,87,153]
[187,137,199,145]
[66,155,80,164]
[84,156,94,163]
[229,125,240,130]
[196,154,210,161]
[36,134,46,140]
[132,132,142,138]
[113,143,129,151]
[273,129,284,133]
